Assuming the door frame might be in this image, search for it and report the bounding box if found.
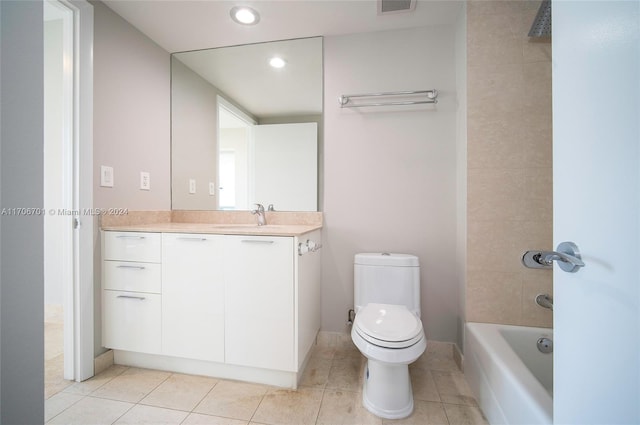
[56,0,94,382]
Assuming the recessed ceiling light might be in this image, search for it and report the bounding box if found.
[269,57,286,69]
[230,6,260,25]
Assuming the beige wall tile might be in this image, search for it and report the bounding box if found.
[465,0,553,330]
[467,220,552,273]
[524,39,552,63]
[466,271,522,324]
[468,168,551,222]
[467,0,526,18]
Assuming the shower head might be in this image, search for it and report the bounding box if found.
[528,0,551,38]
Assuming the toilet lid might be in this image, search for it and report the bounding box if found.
[355,303,423,343]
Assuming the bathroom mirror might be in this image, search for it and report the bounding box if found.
[171,37,323,211]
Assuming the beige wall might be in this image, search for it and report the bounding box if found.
[465,0,553,328]
[92,1,171,355]
[323,26,460,342]
[93,0,171,210]
[171,59,218,210]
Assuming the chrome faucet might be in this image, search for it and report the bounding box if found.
[251,203,267,226]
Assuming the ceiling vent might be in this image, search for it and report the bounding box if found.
[377,0,416,15]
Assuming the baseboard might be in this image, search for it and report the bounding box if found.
[94,349,114,375]
[453,343,464,371]
[316,330,353,348]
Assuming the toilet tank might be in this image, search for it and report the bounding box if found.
[354,253,421,317]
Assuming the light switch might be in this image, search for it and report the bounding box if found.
[140,172,150,190]
[209,182,216,196]
[100,166,114,187]
[189,179,196,194]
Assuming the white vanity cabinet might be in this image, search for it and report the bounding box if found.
[102,232,162,354]
[224,235,295,371]
[101,227,322,388]
[161,233,225,362]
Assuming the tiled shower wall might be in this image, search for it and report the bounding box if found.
[466,0,553,328]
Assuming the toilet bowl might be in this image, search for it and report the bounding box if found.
[351,303,427,419]
[351,253,427,419]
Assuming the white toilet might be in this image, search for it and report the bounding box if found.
[351,253,427,419]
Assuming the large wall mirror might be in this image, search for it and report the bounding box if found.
[171,37,323,211]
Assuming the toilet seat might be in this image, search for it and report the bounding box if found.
[354,303,424,349]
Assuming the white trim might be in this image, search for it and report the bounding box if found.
[216,95,255,210]
[217,95,257,126]
[114,350,304,389]
[57,0,94,382]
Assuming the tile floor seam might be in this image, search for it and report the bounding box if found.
[110,400,137,425]
[247,389,269,424]
[183,377,221,416]
[45,393,88,424]
[313,388,328,425]
[136,399,194,414]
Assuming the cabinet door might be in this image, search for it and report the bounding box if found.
[225,235,295,371]
[103,290,161,354]
[162,233,225,362]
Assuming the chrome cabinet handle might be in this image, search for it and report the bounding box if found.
[116,265,146,270]
[115,235,146,239]
[177,237,207,241]
[116,295,146,301]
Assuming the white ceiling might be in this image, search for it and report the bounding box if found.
[174,37,323,118]
[102,0,463,53]
[103,0,463,119]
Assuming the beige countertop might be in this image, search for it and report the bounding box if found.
[101,222,322,237]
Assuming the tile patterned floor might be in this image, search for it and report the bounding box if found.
[45,336,488,425]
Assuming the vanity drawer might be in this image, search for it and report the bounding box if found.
[103,231,161,263]
[103,261,161,293]
[103,290,161,354]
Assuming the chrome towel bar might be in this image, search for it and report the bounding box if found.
[338,89,438,108]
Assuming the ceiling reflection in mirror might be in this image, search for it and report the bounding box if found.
[171,37,323,212]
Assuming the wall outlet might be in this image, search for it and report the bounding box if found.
[189,179,196,194]
[100,166,114,187]
[209,182,216,196]
[140,172,150,190]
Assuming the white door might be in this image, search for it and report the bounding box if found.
[252,123,318,211]
[43,0,94,382]
[552,1,639,424]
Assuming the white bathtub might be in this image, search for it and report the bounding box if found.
[464,322,553,425]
